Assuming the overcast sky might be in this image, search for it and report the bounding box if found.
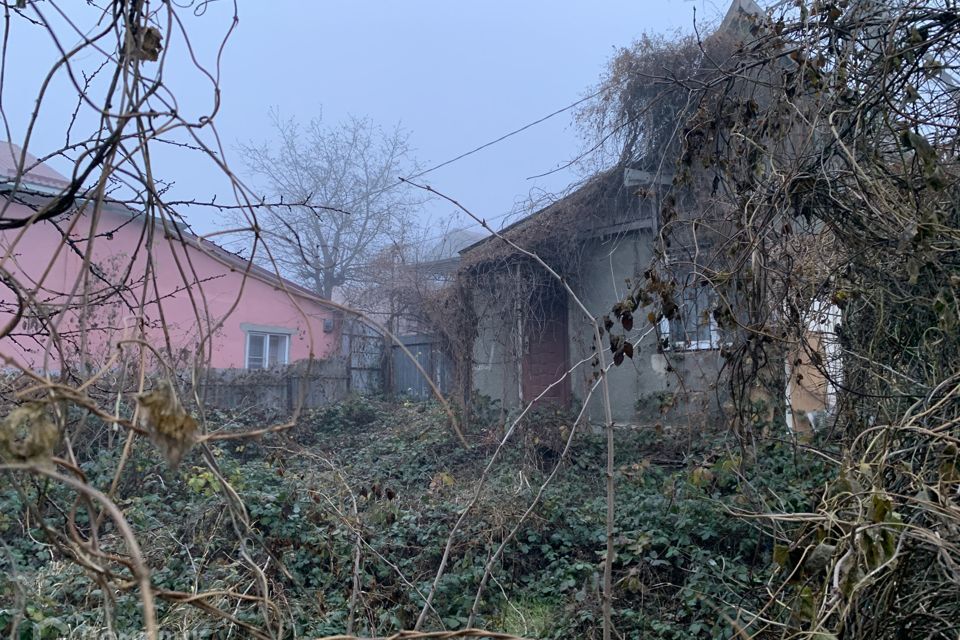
[6,1,729,248]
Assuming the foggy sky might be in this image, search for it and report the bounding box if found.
[4,1,725,246]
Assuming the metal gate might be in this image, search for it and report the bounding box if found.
[391,334,452,400]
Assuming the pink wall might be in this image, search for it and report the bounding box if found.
[0,199,339,373]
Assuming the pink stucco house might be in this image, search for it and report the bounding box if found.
[0,143,340,374]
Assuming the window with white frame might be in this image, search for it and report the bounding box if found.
[659,260,720,351]
[245,331,290,369]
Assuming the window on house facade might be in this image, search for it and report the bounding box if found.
[659,259,720,351]
[245,331,290,369]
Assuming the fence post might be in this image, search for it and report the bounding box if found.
[285,374,294,413]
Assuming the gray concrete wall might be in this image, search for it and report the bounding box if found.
[570,231,655,422]
[569,230,725,424]
[632,349,725,426]
[470,229,726,426]
[471,286,521,410]
[568,231,649,423]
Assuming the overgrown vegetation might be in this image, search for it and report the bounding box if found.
[586,1,960,637]
[4,1,960,638]
[1,398,831,638]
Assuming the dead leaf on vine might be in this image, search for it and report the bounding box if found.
[0,402,58,466]
[126,26,163,62]
[136,379,197,468]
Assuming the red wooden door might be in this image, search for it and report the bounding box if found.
[521,290,571,408]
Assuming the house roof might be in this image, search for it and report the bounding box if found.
[718,0,765,37]
[459,0,764,267]
[0,141,332,310]
[458,168,638,265]
[423,227,486,262]
[0,142,71,191]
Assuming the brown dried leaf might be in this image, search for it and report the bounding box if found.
[126,26,163,62]
[136,379,197,468]
[0,402,58,465]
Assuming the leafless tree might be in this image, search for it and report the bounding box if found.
[238,111,425,300]
[0,2,468,637]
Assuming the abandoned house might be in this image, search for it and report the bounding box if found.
[457,168,726,425]
[459,170,837,430]
[455,0,839,428]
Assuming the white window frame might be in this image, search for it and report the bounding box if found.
[658,251,721,352]
[241,324,292,369]
[659,315,720,351]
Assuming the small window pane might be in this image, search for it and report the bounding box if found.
[670,285,713,344]
[664,263,718,350]
[247,334,265,369]
[268,334,288,366]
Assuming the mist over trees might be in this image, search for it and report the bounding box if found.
[238,111,424,300]
[1,1,959,639]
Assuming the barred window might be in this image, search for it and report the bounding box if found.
[659,260,719,351]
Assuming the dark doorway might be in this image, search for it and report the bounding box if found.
[521,286,571,408]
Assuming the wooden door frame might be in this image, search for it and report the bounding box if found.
[520,287,571,409]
